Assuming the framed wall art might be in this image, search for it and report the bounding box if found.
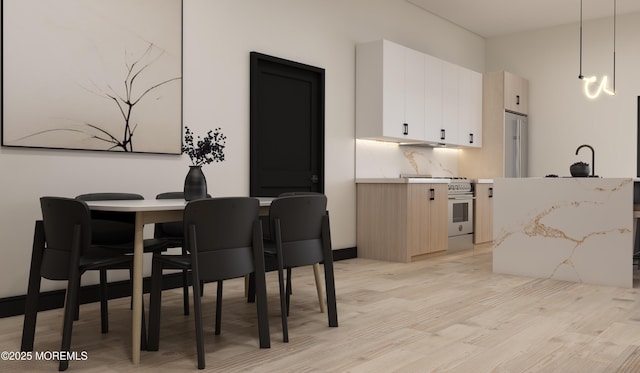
[2,0,182,154]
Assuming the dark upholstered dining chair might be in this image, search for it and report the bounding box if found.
[75,192,168,254]
[154,191,210,315]
[261,194,338,342]
[147,197,270,370]
[21,197,136,371]
[257,191,326,312]
[75,192,169,322]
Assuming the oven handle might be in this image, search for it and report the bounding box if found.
[448,196,476,200]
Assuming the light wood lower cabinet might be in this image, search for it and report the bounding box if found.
[474,183,494,244]
[357,183,448,263]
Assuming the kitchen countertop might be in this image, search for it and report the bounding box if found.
[473,179,494,184]
[356,178,450,184]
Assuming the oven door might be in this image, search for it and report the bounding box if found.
[448,196,474,237]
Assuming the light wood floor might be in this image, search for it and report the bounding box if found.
[3,245,640,372]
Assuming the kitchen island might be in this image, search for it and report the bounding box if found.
[493,177,634,288]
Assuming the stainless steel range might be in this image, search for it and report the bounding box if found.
[446,177,474,253]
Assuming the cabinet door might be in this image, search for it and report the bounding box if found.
[380,41,425,141]
[504,71,528,114]
[455,67,482,148]
[404,47,425,140]
[474,184,494,244]
[469,71,483,147]
[381,41,407,139]
[424,54,443,143]
[457,67,472,146]
[408,184,431,257]
[457,69,483,148]
[441,61,459,144]
[428,184,448,252]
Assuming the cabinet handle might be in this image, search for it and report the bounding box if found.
[469,133,474,144]
[516,95,520,106]
[403,123,408,136]
[429,188,435,201]
[440,129,445,140]
[489,187,493,198]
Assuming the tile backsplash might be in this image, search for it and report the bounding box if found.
[355,139,459,178]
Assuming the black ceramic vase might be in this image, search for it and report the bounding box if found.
[184,166,207,201]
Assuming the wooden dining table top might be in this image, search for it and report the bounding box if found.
[85,197,275,211]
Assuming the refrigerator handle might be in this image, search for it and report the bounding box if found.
[516,119,521,177]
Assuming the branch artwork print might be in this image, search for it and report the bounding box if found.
[15,42,181,152]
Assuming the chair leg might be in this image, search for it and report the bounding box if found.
[251,220,271,349]
[59,275,80,371]
[21,221,45,352]
[285,268,292,316]
[147,258,163,351]
[277,264,288,343]
[246,272,256,303]
[312,263,327,313]
[140,298,147,351]
[324,261,338,328]
[99,269,109,333]
[129,267,134,310]
[215,280,223,335]
[182,269,189,315]
[253,270,271,349]
[192,270,205,369]
[321,217,338,328]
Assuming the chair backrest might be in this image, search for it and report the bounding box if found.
[184,197,261,281]
[76,193,143,245]
[155,192,185,239]
[39,197,92,280]
[269,194,328,267]
[155,192,210,240]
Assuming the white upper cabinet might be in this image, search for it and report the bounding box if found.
[441,61,459,145]
[424,53,443,144]
[504,71,529,114]
[356,39,482,147]
[457,67,483,148]
[402,47,426,141]
[356,40,425,142]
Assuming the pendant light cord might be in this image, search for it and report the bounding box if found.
[578,0,584,79]
[613,0,616,93]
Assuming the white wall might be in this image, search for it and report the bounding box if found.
[485,12,640,177]
[0,0,484,298]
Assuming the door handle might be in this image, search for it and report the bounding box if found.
[489,187,493,198]
[440,129,445,140]
[403,123,409,135]
[516,95,520,105]
[429,188,435,201]
[469,133,474,144]
[311,174,319,183]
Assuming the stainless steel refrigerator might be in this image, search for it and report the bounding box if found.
[504,111,528,177]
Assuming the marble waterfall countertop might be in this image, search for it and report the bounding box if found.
[493,177,634,288]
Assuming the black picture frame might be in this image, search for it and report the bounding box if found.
[1,0,183,155]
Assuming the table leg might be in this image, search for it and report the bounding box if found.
[312,263,326,313]
[131,213,144,364]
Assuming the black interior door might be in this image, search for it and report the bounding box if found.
[250,52,325,197]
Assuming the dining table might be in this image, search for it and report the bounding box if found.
[85,196,325,364]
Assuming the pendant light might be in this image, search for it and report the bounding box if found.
[578,0,616,98]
